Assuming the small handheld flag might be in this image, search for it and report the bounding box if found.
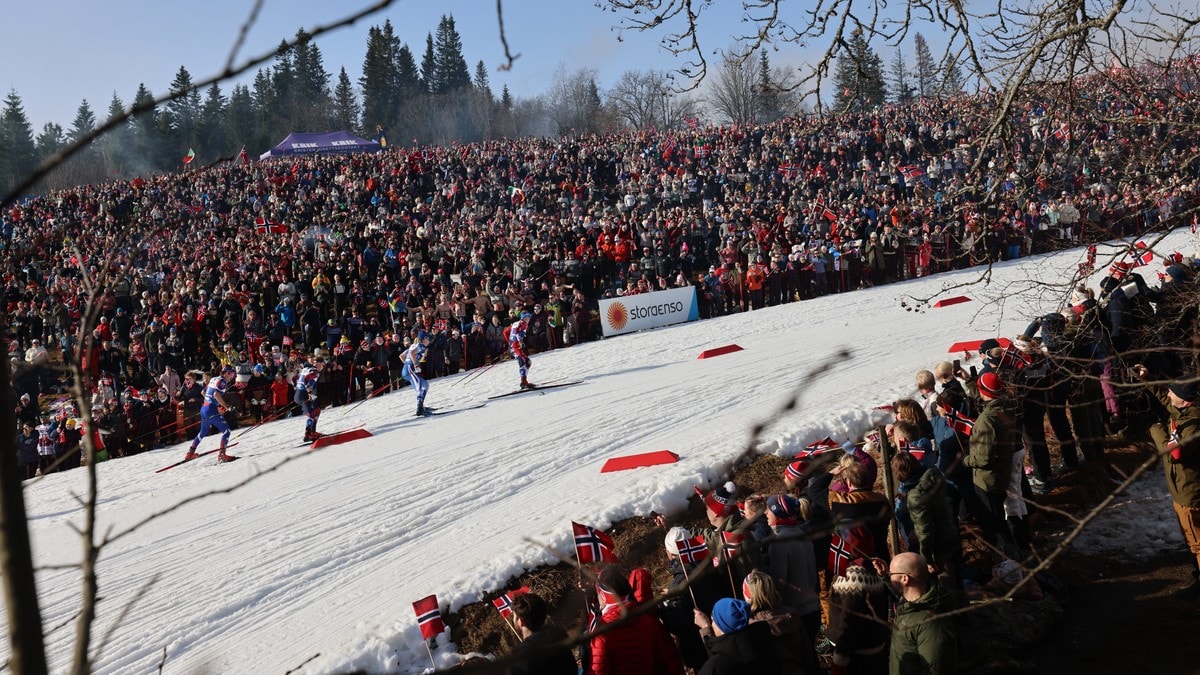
[674,535,710,566]
[412,594,444,640]
[572,521,618,563]
[491,586,532,619]
[182,148,196,165]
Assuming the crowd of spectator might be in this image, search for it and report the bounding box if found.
[6,64,1200,479]
[499,232,1200,674]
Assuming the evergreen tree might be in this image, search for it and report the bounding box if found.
[68,99,97,144]
[0,89,38,194]
[198,83,228,156]
[271,39,296,134]
[396,43,421,100]
[34,122,67,162]
[500,84,514,111]
[333,67,360,132]
[360,22,399,131]
[129,83,162,169]
[473,60,493,101]
[433,15,472,95]
[165,66,201,153]
[292,28,332,131]
[757,51,784,122]
[940,57,965,97]
[100,92,130,176]
[227,84,259,155]
[912,34,939,98]
[252,68,278,147]
[889,50,914,104]
[420,33,436,95]
[832,34,886,111]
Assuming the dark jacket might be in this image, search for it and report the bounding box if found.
[508,625,577,675]
[890,581,959,675]
[906,467,963,569]
[749,606,818,675]
[697,621,782,675]
[16,429,39,466]
[763,523,821,617]
[963,396,1021,495]
[1148,383,1200,507]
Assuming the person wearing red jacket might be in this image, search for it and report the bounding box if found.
[585,565,683,675]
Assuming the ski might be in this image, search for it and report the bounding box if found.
[487,381,582,400]
[293,425,366,448]
[423,402,487,416]
[155,443,240,473]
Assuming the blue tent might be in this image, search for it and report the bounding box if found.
[258,130,381,159]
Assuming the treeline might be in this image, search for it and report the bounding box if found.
[0,13,965,196]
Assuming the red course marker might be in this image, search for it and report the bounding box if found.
[601,450,680,473]
[311,428,374,449]
[947,337,1012,354]
[932,296,971,308]
[697,344,743,359]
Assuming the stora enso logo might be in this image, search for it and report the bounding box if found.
[606,302,628,330]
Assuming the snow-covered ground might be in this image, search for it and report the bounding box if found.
[7,231,1195,673]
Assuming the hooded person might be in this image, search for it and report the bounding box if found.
[659,526,725,670]
[692,598,782,675]
[584,564,683,675]
[762,494,821,638]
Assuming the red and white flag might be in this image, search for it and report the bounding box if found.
[946,408,975,437]
[491,586,532,619]
[572,521,618,563]
[674,535,710,566]
[720,531,745,562]
[796,436,840,459]
[412,594,444,640]
[238,145,250,166]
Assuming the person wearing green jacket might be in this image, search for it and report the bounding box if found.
[1136,366,1200,598]
[888,552,959,675]
[962,371,1022,551]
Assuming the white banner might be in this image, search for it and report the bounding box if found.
[597,286,699,337]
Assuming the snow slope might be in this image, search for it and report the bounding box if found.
[7,232,1193,673]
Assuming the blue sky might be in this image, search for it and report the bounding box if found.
[1,1,928,130]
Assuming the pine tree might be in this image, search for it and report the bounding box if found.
[227,84,258,155]
[833,34,887,111]
[396,43,421,99]
[333,67,360,132]
[432,15,472,95]
[940,57,965,97]
[252,67,278,147]
[165,66,201,153]
[757,51,782,122]
[68,99,97,144]
[420,33,436,95]
[129,83,161,170]
[0,89,38,194]
[100,92,130,176]
[292,28,332,131]
[889,51,914,104]
[359,22,400,131]
[500,84,513,111]
[35,122,66,162]
[198,83,228,156]
[912,34,939,99]
[473,60,493,101]
[271,39,296,134]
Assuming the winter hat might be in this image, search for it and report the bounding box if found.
[766,494,800,526]
[1169,380,1198,403]
[783,460,808,484]
[703,481,738,516]
[977,371,1003,399]
[1166,264,1187,280]
[977,338,1000,356]
[710,598,750,634]
[664,526,692,555]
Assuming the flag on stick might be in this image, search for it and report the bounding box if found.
[412,594,444,640]
[182,148,195,165]
[572,521,618,564]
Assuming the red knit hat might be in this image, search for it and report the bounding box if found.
[978,371,1004,398]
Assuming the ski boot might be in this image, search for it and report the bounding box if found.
[217,448,239,463]
[519,377,534,390]
[416,402,429,417]
[183,448,200,462]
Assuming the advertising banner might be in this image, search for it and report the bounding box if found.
[597,286,699,337]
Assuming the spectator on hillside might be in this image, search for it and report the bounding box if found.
[507,592,577,675]
[692,598,782,675]
[892,450,963,589]
[963,371,1022,552]
[888,552,959,675]
[739,569,818,675]
[825,564,892,675]
[762,494,821,647]
[584,564,682,675]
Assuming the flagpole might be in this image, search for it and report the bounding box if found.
[504,615,522,640]
[677,557,699,607]
[423,640,436,670]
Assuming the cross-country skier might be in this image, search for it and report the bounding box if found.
[504,311,534,389]
[182,364,238,463]
[403,330,433,416]
[294,356,326,442]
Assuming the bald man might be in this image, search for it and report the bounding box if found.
[888,552,959,675]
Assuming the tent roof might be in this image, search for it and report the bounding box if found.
[259,130,381,159]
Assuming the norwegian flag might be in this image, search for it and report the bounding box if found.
[1131,241,1155,267]
[896,438,927,462]
[1053,123,1071,141]
[899,165,924,180]
[828,529,873,578]
[491,586,532,619]
[1109,259,1133,280]
[253,216,287,234]
[778,162,800,178]
[586,604,601,634]
[995,345,1032,371]
[412,594,445,640]
[796,436,840,459]
[572,522,618,563]
[946,408,975,437]
[720,531,745,562]
[674,535,710,566]
[238,145,250,166]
